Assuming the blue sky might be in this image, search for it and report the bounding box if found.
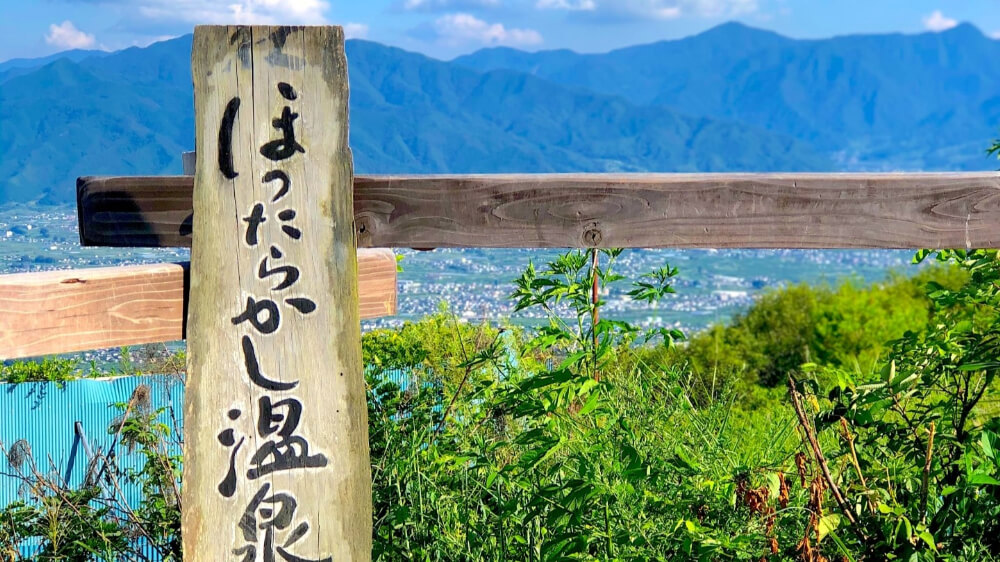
[1,0,999,62]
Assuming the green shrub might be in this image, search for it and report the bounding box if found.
[366,250,814,561]
[362,305,516,388]
[0,384,183,560]
[2,248,997,560]
[672,266,966,393]
[796,249,1000,559]
[366,248,1000,561]
[0,345,187,386]
[0,357,81,385]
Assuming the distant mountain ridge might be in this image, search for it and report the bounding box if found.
[0,23,997,205]
[0,49,109,71]
[0,48,109,83]
[454,22,1000,171]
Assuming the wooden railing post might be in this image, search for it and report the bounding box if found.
[184,25,371,561]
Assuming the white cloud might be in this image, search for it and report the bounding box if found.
[550,0,757,20]
[343,23,369,39]
[45,21,97,49]
[690,0,757,17]
[433,13,542,46]
[404,0,500,11]
[536,0,596,11]
[640,2,681,19]
[923,10,958,32]
[991,30,1000,40]
[134,0,330,25]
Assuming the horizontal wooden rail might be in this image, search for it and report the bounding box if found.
[78,173,1000,249]
[0,250,397,360]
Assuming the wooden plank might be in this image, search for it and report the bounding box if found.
[356,249,399,320]
[78,172,1000,249]
[0,263,186,360]
[184,25,370,561]
[78,175,194,248]
[0,250,396,360]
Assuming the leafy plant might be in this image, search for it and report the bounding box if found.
[112,385,183,559]
[798,249,1000,559]
[673,267,965,395]
[0,345,186,386]
[0,383,183,560]
[0,357,82,386]
[2,237,998,561]
[367,249,812,561]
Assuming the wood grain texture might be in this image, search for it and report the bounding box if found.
[79,172,1000,249]
[185,25,371,561]
[78,175,194,248]
[0,250,396,360]
[356,249,398,319]
[0,263,186,360]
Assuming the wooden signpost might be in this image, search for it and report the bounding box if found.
[0,23,400,561]
[183,25,371,560]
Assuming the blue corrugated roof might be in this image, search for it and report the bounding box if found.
[0,375,184,559]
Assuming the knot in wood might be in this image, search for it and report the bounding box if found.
[582,228,602,247]
[356,216,373,246]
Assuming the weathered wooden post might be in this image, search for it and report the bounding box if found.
[184,25,371,561]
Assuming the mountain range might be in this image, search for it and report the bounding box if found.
[455,22,1000,172]
[0,23,997,205]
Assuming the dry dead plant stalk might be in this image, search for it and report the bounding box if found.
[795,452,810,488]
[787,376,864,541]
[778,471,790,509]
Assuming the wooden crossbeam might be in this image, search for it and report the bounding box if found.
[78,172,1000,249]
[0,250,397,360]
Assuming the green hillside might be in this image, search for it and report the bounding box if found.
[3,22,999,205]
[456,22,1000,170]
[0,31,828,205]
